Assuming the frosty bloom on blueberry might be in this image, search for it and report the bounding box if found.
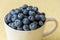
[18,13,24,19]
[28,16,35,21]
[4,4,46,31]
[23,25,30,31]
[29,22,37,30]
[23,18,30,25]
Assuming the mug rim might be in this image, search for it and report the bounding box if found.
[3,15,45,32]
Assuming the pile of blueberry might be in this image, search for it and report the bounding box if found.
[4,4,46,31]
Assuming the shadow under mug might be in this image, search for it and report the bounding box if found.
[4,17,58,40]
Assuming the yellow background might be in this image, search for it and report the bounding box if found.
[0,0,60,40]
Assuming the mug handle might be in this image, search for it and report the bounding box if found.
[43,17,58,37]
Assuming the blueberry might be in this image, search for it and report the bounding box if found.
[18,7,23,13]
[39,21,43,26]
[24,15,28,18]
[37,12,40,14]
[23,9,28,15]
[40,12,45,16]
[29,23,37,30]
[5,13,12,23]
[39,15,46,21]
[14,19,22,27]
[17,26,23,30]
[23,25,30,31]
[8,23,16,29]
[18,13,24,19]
[19,7,24,11]
[4,15,9,24]
[35,14,41,21]
[23,18,30,25]
[14,9,19,13]
[37,12,45,16]
[10,9,19,15]
[4,18,9,24]
[10,9,16,15]
[11,14,17,21]
[28,6,32,8]
[8,23,12,27]
[28,16,35,21]
[33,21,38,25]
[22,4,28,9]
[32,7,38,11]
[27,6,32,11]
[29,11,36,16]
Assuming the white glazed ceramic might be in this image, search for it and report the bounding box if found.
[4,17,58,40]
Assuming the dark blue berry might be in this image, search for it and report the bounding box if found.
[19,9,23,13]
[27,6,32,11]
[39,21,43,26]
[23,25,30,31]
[28,16,35,21]
[10,9,19,15]
[37,12,40,14]
[33,21,38,25]
[18,13,24,19]
[40,12,45,16]
[39,15,46,21]
[35,14,41,21]
[8,23,12,27]
[19,7,24,11]
[24,15,28,18]
[10,9,16,15]
[22,4,28,9]
[23,9,28,15]
[17,26,23,30]
[5,13,12,24]
[14,19,22,27]
[37,12,45,16]
[4,18,9,24]
[8,23,16,29]
[14,9,19,13]
[28,6,32,8]
[32,7,38,11]
[11,14,17,21]
[4,15,9,24]
[23,18,30,25]
[29,23,37,30]
[29,11,36,16]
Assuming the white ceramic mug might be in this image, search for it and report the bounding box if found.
[4,17,58,40]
